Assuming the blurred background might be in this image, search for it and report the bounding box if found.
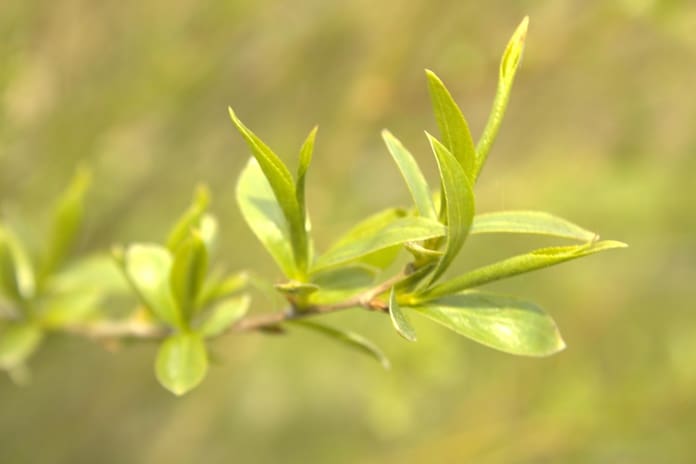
[1,0,695,462]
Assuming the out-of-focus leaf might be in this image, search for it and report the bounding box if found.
[425,133,475,284]
[170,232,208,325]
[0,322,43,370]
[236,159,296,277]
[274,280,319,297]
[313,216,446,272]
[124,244,180,328]
[471,210,597,241]
[229,108,308,274]
[425,70,476,181]
[419,240,628,301]
[40,167,91,281]
[48,254,129,295]
[382,130,437,219]
[197,214,218,252]
[389,287,416,342]
[37,290,101,328]
[155,332,208,396]
[199,294,250,339]
[291,320,390,369]
[166,185,210,252]
[197,271,248,309]
[0,226,35,301]
[411,291,565,356]
[474,16,529,180]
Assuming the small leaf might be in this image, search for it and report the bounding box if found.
[296,126,318,230]
[48,253,129,295]
[382,130,437,219]
[309,265,378,305]
[236,158,296,277]
[313,216,446,272]
[0,323,43,370]
[197,214,218,252]
[40,167,91,281]
[425,133,475,284]
[197,271,249,309]
[419,240,628,301]
[411,291,564,356]
[170,232,208,325]
[389,287,416,342]
[37,289,102,328]
[475,16,529,180]
[124,244,180,328]
[155,332,209,396]
[274,280,319,297]
[291,320,390,369]
[167,185,210,252]
[471,210,597,242]
[0,226,35,302]
[199,295,250,338]
[425,70,476,181]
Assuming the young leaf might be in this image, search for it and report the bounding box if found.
[382,130,437,219]
[170,232,208,325]
[124,244,180,328]
[199,294,250,339]
[474,16,529,180]
[296,126,318,229]
[197,214,218,252]
[471,210,597,242]
[0,226,35,301]
[309,265,377,305]
[291,320,390,369]
[167,185,210,252]
[155,332,209,396]
[40,167,91,281]
[36,289,102,328]
[313,216,446,272]
[236,158,296,278]
[0,232,21,301]
[0,323,43,370]
[419,240,628,301]
[389,287,417,342]
[410,291,565,357]
[425,133,475,284]
[425,70,476,181]
[197,271,249,309]
[229,108,308,274]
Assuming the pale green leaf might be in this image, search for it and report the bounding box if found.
[0,322,43,370]
[382,130,437,219]
[166,185,210,252]
[170,232,208,325]
[471,210,597,241]
[297,126,318,229]
[37,290,102,328]
[425,70,476,181]
[0,226,35,302]
[411,291,564,356]
[389,287,416,342]
[199,294,250,338]
[48,253,129,295]
[155,332,208,396]
[197,271,249,309]
[309,265,377,305]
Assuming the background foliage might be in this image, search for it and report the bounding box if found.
[1,0,694,462]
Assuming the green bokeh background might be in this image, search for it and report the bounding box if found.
[1,0,695,462]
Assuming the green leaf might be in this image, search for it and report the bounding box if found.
[124,244,180,328]
[155,332,209,396]
[199,294,250,338]
[197,271,249,309]
[37,289,102,328]
[296,126,318,230]
[382,130,437,219]
[389,287,416,342]
[419,240,628,301]
[425,70,476,181]
[471,210,597,241]
[475,17,529,180]
[40,167,91,281]
[313,216,446,272]
[291,320,390,369]
[0,226,35,302]
[0,322,43,370]
[229,108,308,274]
[170,232,208,325]
[309,265,377,305]
[48,253,129,295]
[236,158,296,277]
[167,185,210,252]
[425,133,475,284]
[411,291,564,356]
[197,214,218,252]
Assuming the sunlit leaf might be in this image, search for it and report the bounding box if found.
[166,185,210,252]
[0,322,43,370]
[411,291,564,356]
[0,226,35,302]
[48,253,129,295]
[155,332,208,396]
[471,210,597,241]
[37,290,102,328]
[296,126,318,230]
[389,287,416,342]
[197,271,248,309]
[170,232,208,325]
[199,294,250,339]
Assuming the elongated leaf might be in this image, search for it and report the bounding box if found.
[313,216,446,271]
[37,289,102,328]
[197,271,248,309]
[309,265,377,305]
[475,17,529,180]
[167,185,210,252]
[49,253,129,295]
[124,244,180,328]
[40,167,91,280]
[425,70,476,181]
[170,232,208,325]
[426,133,475,284]
[236,159,296,277]
[229,108,308,273]
[471,210,597,241]
[297,126,318,226]
[0,226,35,301]
[411,291,564,356]
[199,294,250,338]
[156,332,208,396]
[0,322,43,370]
[197,214,218,252]
[0,232,20,301]
[389,287,416,342]
[382,130,437,219]
[291,320,390,369]
[419,240,627,301]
